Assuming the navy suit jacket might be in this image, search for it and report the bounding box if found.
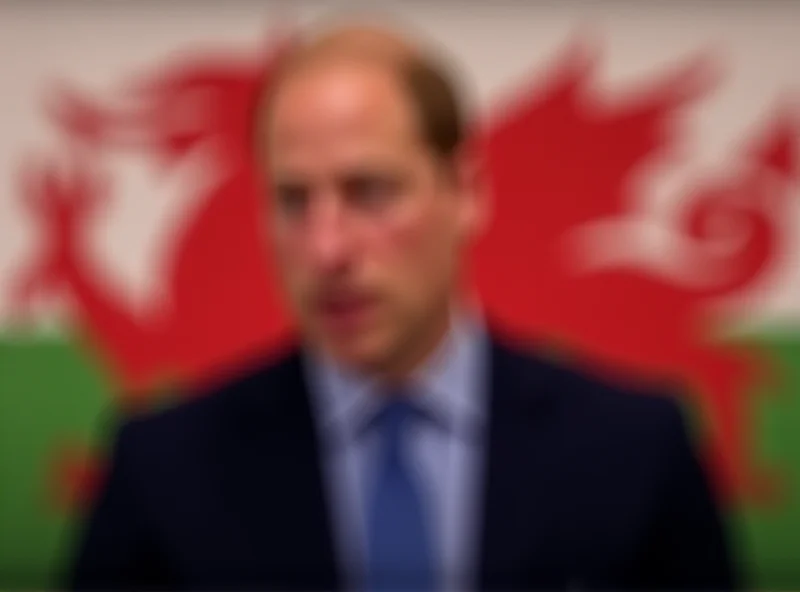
[69,334,738,590]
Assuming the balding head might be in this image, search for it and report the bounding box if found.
[256,22,467,165]
[295,23,419,63]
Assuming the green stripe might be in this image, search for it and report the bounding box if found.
[1,333,799,588]
[0,337,111,588]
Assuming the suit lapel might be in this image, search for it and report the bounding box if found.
[478,336,572,590]
[211,335,573,590]
[218,349,341,590]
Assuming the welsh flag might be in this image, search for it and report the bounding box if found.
[1,3,799,589]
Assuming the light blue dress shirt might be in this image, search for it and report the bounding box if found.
[303,311,490,591]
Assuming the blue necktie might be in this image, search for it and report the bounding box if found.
[364,399,436,591]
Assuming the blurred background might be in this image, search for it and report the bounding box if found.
[1,0,799,588]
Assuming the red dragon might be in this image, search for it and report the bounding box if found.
[471,39,797,505]
[12,29,797,509]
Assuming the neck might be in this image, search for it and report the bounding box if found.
[307,290,483,385]
[375,285,485,383]
[378,299,455,384]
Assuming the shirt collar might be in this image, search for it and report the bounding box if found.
[304,306,489,445]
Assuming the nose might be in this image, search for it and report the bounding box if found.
[306,196,352,274]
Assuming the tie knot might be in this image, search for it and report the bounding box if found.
[368,398,423,459]
[375,399,418,437]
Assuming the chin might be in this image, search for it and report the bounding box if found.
[321,329,396,375]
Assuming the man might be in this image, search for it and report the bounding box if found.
[70,22,738,591]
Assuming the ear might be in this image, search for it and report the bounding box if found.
[453,144,491,239]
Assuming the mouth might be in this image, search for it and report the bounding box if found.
[316,292,378,336]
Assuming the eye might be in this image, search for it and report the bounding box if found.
[274,183,309,217]
[343,175,401,210]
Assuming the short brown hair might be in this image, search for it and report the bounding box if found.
[253,26,468,164]
[400,55,466,160]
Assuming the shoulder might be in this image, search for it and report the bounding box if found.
[490,334,710,503]
[492,333,694,462]
[490,336,735,586]
[107,345,306,465]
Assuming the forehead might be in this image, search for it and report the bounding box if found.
[265,57,423,163]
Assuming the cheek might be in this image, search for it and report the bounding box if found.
[365,201,454,279]
[270,231,306,286]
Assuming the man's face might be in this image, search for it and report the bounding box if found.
[263,57,481,373]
